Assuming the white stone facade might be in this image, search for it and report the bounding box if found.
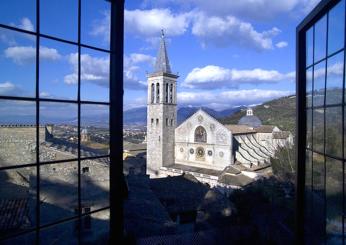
[175,110,232,170]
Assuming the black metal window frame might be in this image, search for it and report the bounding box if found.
[0,0,124,243]
[296,0,345,243]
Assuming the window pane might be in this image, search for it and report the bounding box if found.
[2,231,36,245]
[305,150,313,236]
[306,27,314,67]
[328,0,345,55]
[314,15,327,62]
[326,52,344,105]
[0,27,36,98]
[80,209,109,243]
[313,61,326,107]
[0,1,36,31]
[325,107,342,158]
[0,167,36,239]
[325,158,343,243]
[40,219,78,244]
[81,0,110,50]
[307,109,312,149]
[40,38,78,100]
[312,152,325,237]
[306,67,313,107]
[40,161,78,225]
[81,48,109,102]
[81,158,109,212]
[313,108,324,153]
[40,102,78,162]
[40,0,78,41]
[81,104,109,157]
[0,100,36,168]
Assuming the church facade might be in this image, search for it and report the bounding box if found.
[146,33,293,189]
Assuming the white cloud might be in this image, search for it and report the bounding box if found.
[184,65,294,89]
[123,53,155,90]
[276,41,288,48]
[191,13,280,50]
[4,46,61,64]
[142,0,321,20]
[64,52,154,90]
[177,89,292,110]
[17,17,35,32]
[90,12,110,43]
[0,81,26,96]
[125,8,190,37]
[64,53,109,87]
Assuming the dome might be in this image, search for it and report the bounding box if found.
[238,108,262,128]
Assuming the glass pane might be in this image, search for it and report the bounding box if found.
[81,48,109,102]
[40,219,78,244]
[81,0,110,50]
[325,158,343,243]
[326,52,344,105]
[307,108,312,149]
[305,150,313,238]
[0,100,36,168]
[81,104,109,157]
[306,67,313,107]
[40,102,78,162]
[328,0,345,55]
[314,15,327,62]
[40,0,78,41]
[0,27,36,98]
[313,108,324,153]
[305,150,312,190]
[325,107,342,158]
[312,152,325,237]
[40,38,78,100]
[40,161,78,225]
[0,167,36,239]
[2,231,36,245]
[313,61,326,107]
[306,27,314,67]
[80,209,109,243]
[81,158,109,212]
[0,1,36,31]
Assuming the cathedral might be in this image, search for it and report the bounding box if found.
[146,32,293,189]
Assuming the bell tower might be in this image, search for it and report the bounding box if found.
[146,30,178,178]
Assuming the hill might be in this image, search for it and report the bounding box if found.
[124,106,245,126]
[220,95,296,134]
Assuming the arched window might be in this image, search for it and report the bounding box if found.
[156,83,160,103]
[169,84,173,103]
[194,126,207,143]
[151,83,155,103]
[165,83,168,103]
[166,118,168,126]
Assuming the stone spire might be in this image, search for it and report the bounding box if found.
[154,29,172,73]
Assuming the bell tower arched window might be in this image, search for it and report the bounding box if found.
[169,84,173,103]
[151,83,155,103]
[194,126,207,143]
[156,83,160,103]
[165,83,168,103]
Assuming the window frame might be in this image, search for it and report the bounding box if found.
[0,0,124,243]
[296,0,345,243]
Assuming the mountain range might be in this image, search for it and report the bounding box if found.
[123,106,246,125]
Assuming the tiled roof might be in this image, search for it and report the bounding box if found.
[256,125,276,133]
[0,199,29,232]
[224,124,256,134]
[218,174,253,187]
[273,131,291,139]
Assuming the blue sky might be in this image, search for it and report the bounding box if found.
[0,0,329,115]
